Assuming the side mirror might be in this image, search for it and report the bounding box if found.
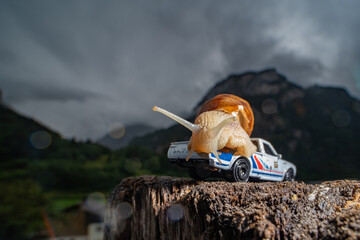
[277,154,282,159]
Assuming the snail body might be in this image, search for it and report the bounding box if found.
[153,94,256,164]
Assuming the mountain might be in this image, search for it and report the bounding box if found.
[0,103,108,162]
[97,124,155,150]
[131,69,360,181]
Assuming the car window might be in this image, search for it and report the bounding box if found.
[263,143,276,156]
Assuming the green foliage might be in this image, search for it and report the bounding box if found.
[0,179,45,240]
[144,156,161,172]
[15,145,186,192]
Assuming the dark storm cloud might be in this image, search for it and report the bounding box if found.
[2,77,106,103]
[219,26,326,84]
[0,0,359,139]
[215,1,360,91]
[1,1,118,78]
[0,47,18,65]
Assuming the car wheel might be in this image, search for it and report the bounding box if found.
[232,158,250,182]
[283,168,294,181]
[188,167,211,180]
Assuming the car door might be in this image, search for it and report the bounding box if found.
[249,140,274,180]
[261,142,284,180]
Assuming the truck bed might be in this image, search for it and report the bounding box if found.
[167,141,209,160]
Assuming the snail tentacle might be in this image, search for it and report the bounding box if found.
[153,106,200,132]
[213,151,222,165]
[186,148,195,162]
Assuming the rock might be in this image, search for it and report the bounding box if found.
[104,176,360,240]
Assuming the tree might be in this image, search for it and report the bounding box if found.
[0,179,45,239]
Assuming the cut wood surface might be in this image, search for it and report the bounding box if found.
[104,176,360,240]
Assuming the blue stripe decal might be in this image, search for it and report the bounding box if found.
[215,162,229,166]
[259,158,269,169]
[210,152,233,162]
[251,156,258,169]
[252,171,283,178]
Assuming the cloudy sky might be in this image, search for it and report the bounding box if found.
[1,0,359,140]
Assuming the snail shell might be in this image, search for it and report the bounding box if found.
[197,94,254,136]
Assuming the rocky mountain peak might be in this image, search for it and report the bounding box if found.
[193,69,303,114]
[307,85,353,104]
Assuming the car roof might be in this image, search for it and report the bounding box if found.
[251,137,267,142]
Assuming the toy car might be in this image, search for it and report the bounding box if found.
[167,138,296,182]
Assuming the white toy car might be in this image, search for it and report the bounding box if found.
[167,138,296,182]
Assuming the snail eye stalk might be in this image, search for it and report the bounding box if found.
[153,106,200,132]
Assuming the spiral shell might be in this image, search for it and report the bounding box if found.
[197,94,254,136]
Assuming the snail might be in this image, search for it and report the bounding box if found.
[153,94,257,164]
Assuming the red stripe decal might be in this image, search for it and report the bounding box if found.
[254,155,263,170]
[263,169,284,174]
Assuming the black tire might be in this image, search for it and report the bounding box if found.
[188,167,211,180]
[232,158,250,182]
[283,168,295,181]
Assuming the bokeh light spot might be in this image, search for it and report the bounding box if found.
[332,110,351,127]
[29,130,52,149]
[86,192,106,211]
[261,98,278,115]
[108,122,126,139]
[167,204,184,221]
[115,202,133,220]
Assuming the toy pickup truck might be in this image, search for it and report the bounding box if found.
[167,138,296,182]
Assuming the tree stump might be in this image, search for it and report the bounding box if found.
[104,176,360,239]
